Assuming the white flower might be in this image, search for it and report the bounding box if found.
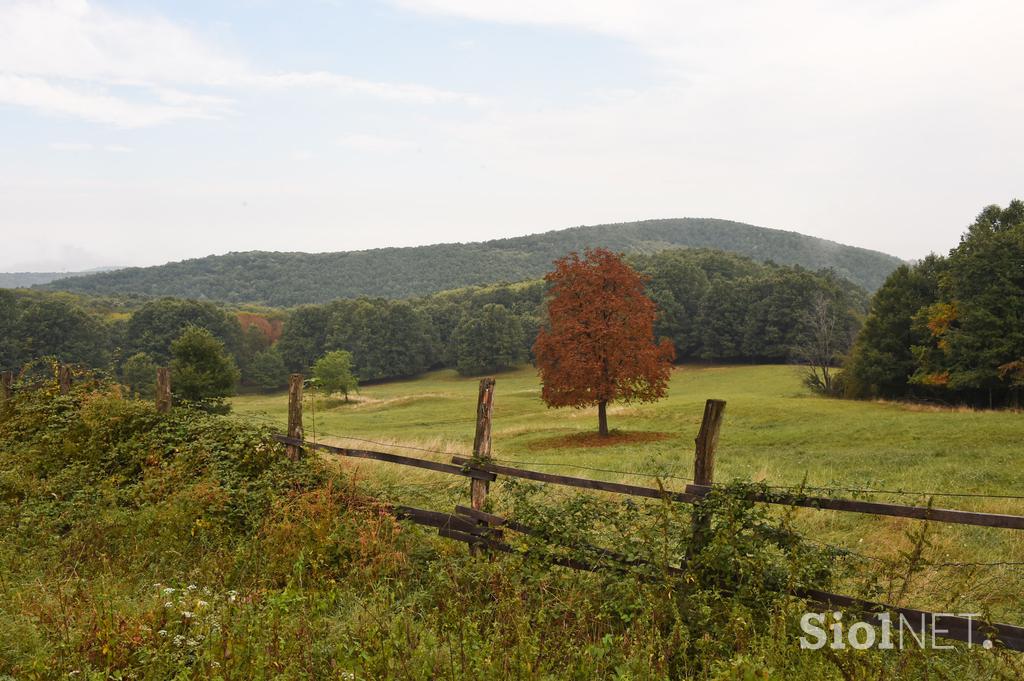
[164,601,173,608]
[187,584,198,591]
[162,587,175,595]
[341,672,355,680]
[173,634,185,646]
[157,630,168,637]
[182,611,194,619]
[196,599,209,608]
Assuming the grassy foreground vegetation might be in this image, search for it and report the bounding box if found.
[1,366,1021,678]
[233,364,1024,623]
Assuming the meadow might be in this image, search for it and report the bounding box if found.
[232,364,1024,622]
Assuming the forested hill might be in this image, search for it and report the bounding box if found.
[46,218,902,305]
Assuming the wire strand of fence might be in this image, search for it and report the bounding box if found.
[764,482,1024,500]
[802,538,1024,570]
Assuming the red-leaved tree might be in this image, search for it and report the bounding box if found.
[533,248,676,435]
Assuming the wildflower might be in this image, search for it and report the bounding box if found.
[187,584,198,591]
[187,638,199,647]
[157,630,168,637]
[164,601,173,608]
[196,599,209,608]
[173,634,185,646]
[162,587,175,595]
[182,611,194,619]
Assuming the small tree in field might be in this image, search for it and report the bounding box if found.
[313,350,359,402]
[533,249,676,436]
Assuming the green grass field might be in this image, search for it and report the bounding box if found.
[232,364,1024,620]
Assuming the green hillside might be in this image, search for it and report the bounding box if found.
[46,218,903,305]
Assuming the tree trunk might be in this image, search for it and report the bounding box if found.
[598,400,609,436]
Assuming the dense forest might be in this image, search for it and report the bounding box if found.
[42,218,903,305]
[1,248,866,390]
[272,249,865,382]
[844,200,1024,408]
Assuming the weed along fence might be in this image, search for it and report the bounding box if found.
[263,373,1024,652]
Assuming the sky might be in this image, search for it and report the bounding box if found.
[1,0,1022,272]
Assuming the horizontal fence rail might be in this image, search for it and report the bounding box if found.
[684,483,1024,531]
[450,455,702,504]
[272,434,496,482]
[451,455,1024,532]
[276,433,1024,532]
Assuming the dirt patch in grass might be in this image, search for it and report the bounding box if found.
[526,430,673,451]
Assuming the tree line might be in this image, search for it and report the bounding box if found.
[1,247,868,393]
[844,200,1024,408]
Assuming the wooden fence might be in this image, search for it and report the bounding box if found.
[9,366,1020,651]
[271,376,1024,652]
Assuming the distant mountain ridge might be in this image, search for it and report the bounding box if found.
[45,218,903,306]
[0,267,120,289]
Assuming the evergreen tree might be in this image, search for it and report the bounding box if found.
[844,258,943,398]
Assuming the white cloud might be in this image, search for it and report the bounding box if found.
[3,74,219,127]
[0,0,478,127]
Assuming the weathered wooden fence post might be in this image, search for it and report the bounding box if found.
[691,399,726,552]
[58,364,72,395]
[287,373,304,461]
[156,367,172,413]
[470,377,496,512]
[1,370,12,402]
